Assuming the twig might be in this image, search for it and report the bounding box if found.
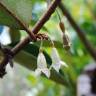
[31,0,61,34]
[0,0,61,77]
[12,0,61,54]
[0,2,36,41]
[59,3,96,61]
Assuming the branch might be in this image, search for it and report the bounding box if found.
[0,0,66,85]
[12,0,61,55]
[59,3,96,61]
[0,2,36,41]
[0,0,61,67]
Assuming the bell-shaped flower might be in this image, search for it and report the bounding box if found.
[35,51,50,78]
[51,47,68,72]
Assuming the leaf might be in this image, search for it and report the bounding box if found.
[0,0,33,29]
[10,43,68,86]
[9,28,21,43]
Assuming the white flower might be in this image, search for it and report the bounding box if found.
[35,52,50,78]
[51,47,68,72]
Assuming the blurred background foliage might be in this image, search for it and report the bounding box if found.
[0,0,96,96]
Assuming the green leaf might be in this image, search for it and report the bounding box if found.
[0,0,32,29]
[9,28,21,43]
[11,43,68,86]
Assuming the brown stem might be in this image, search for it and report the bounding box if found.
[0,0,61,73]
[31,0,61,34]
[0,2,36,41]
[59,3,96,60]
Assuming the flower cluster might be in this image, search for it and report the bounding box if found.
[35,21,69,78]
[35,46,68,78]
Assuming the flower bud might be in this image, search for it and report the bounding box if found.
[63,31,71,50]
[59,21,65,32]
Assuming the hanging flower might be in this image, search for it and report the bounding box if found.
[35,51,50,78]
[51,47,68,72]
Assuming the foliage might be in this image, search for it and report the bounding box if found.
[0,0,96,96]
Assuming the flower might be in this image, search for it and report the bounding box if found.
[51,47,68,72]
[35,51,50,78]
